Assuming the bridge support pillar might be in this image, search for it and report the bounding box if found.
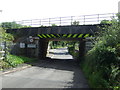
[79,39,86,61]
[39,40,49,59]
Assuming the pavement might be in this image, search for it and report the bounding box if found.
[1,48,89,89]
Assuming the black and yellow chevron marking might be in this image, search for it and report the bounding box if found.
[38,34,92,39]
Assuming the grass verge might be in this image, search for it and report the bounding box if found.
[0,54,37,71]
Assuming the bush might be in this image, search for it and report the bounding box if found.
[81,16,120,88]
[100,20,112,24]
[0,54,37,70]
[6,55,24,67]
[0,60,12,70]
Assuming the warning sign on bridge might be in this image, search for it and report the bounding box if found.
[27,44,36,48]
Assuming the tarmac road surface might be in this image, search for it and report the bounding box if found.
[2,48,89,88]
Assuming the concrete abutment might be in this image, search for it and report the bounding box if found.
[38,40,49,59]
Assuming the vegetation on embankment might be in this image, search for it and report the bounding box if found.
[1,21,30,29]
[0,54,37,70]
[49,41,68,49]
[81,17,120,88]
[67,42,79,59]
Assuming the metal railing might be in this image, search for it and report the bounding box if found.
[15,13,117,27]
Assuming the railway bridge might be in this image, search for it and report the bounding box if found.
[6,13,116,60]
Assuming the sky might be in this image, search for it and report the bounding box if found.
[0,0,120,22]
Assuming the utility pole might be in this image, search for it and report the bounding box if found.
[0,10,2,22]
[118,1,120,13]
[118,1,120,22]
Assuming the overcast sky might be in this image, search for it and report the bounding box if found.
[0,0,120,22]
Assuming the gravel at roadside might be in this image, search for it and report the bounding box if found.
[0,64,31,75]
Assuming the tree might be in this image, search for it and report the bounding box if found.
[117,13,120,23]
[71,21,80,25]
[81,14,120,88]
[0,27,14,61]
[1,22,23,29]
[0,27,14,41]
[51,24,57,26]
[100,20,112,24]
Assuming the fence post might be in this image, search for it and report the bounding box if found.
[31,20,32,26]
[60,17,61,26]
[71,16,73,25]
[98,14,99,23]
[40,19,41,26]
[84,15,86,25]
[112,13,115,19]
[49,18,51,26]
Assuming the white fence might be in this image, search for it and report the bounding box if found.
[0,42,6,60]
[0,51,5,60]
[15,13,117,27]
